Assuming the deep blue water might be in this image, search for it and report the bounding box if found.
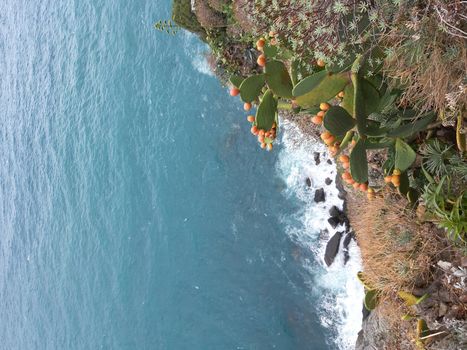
[0,1,362,349]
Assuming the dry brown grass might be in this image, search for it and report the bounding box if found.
[348,191,443,313]
[381,0,467,120]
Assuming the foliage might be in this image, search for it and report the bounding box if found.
[154,20,180,35]
[172,0,206,38]
[421,176,467,243]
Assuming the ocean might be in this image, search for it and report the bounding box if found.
[0,0,362,349]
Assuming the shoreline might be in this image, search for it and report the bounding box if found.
[279,114,364,349]
[282,112,467,350]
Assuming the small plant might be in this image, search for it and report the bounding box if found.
[154,20,180,35]
[421,176,467,243]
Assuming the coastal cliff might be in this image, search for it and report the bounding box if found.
[169,1,467,348]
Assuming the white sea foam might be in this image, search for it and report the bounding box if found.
[276,119,364,350]
[181,31,215,77]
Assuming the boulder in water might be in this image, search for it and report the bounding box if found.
[314,188,325,202]
[313,152,320,165]
[324,231,343,266]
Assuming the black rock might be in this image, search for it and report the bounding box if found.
[327,159,332,164]
[343,232,354,264]
[328,216,340,229]
[305,178,312,187]
[314,188,326,203]
[329,205,341,218]
[325,177,332,185]
[343,232,353,249]
[324,231,343,266]
[313,152,320,165]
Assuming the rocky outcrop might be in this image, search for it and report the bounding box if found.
[324,231,343,266]
[314,188,326,202]
[314,152,320,165]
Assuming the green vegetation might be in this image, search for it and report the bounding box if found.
[165,1,466,347]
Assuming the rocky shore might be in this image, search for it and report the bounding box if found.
[283,113,467,350]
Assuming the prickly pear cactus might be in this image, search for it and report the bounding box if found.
[255,90,277,131]
[323,106,356,137]
[294,72,348,108]
[239,74,265,103]
[395,138,416,172]
[264,60,293,98]
[350,139,368,183]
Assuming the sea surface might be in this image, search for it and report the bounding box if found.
[0,1,362,349]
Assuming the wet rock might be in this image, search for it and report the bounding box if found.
[343,232,354,264]
[325,177,332,185]
[314,188,326,203]
[328,216,340,229]
[328,205,348,228]
[329,205,341,218]
[324,231,343,266]
[305,178,312,187]
[313,152,320,165]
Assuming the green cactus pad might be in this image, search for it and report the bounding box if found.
[362,79,381,114]
[262,43,278,58]
[388,112,436,138]
[292,70,327,97]
[323,106,356,137]
[239,74,265,103]
[229,75,244,88]
[364,289,379,311]
[255,90,277,131]
[341,83,354,115]
[294,73,348,108]
[350,139,368,183]
[395,138,416,172]
[351,79,381,135]
[265,60,293,98]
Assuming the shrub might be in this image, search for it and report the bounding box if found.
[348,192,442,301]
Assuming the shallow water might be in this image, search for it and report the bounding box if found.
[0,0,362,349]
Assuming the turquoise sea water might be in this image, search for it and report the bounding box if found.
[0,1,362,349]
